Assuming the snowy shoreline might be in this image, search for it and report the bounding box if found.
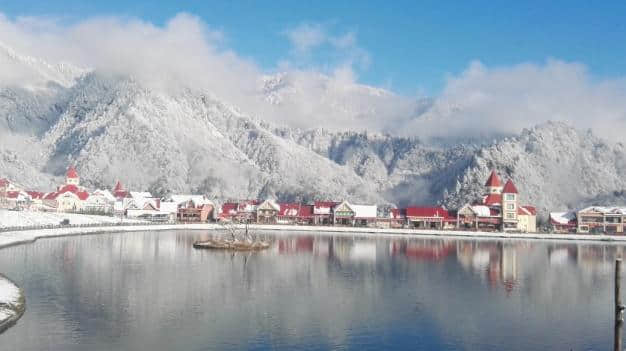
[0,274,25,334]
[1,223,626,250]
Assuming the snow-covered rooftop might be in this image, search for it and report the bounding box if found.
[550,211,577,225]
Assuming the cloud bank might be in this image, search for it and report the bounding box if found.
[0,12,625,142]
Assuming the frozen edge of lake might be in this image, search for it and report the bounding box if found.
[0,274,25,335]
[1,223,626,250]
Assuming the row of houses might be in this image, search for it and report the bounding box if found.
[0,167,216,223]
[19,165,626,235]
[550,207,626,234]
[215,171,538,232]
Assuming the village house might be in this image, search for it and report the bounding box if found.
[83,189,116,214]
[333,201,377,227]
[218,202,239,222]
[550,211,578,233]
[4,190,32,210]
[376,208,406,228]
[165,195,215,223]
[458,171,537,233]
[256,199,280,224]
[313,201,338,225]
[237,200,259,223]
[457,204,501,231]
[0,178,23,208]
[42,167,90,213]
[276,203,314,225]
[26,191,46,211]
[576,207,626,234]
[112,181,129,200]
[125,192,168,220]
[406,206,456,230]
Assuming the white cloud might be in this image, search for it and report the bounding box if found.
[404,60,626,142]
[284,23,327,54]
[0,13,625,143]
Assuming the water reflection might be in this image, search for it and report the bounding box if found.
[0,231,624,350]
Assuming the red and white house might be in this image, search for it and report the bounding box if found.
[313,201,339,225]
[277,203,314,225]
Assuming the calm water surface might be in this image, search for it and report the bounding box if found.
[0,230,623,350]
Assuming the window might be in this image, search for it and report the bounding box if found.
[506,204,515,210]
[506,213,515,219]
[505,194,515,201]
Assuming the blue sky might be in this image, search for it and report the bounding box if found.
[3,1,626,94]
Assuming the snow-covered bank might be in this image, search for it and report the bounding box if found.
[0,274,25,334]
[0,210,142,229]
[1,223,626,250]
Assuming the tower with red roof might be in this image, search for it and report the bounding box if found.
[66,165,80,186]
[501,179,519,230]
[484,170,503,195]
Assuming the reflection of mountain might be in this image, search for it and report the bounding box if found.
[0,232,625,350]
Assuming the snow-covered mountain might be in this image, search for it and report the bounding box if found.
[1,46,625,220]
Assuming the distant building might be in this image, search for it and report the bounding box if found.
[550,211,578,233]
[459,170,537,232]
[313,201,338,225]
[256,199,280,224]
[333,201,377,227]
[576,207,626,234]
[405,206,456,230]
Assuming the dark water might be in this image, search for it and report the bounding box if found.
[0,230,623,350]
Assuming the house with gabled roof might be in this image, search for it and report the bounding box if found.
[83,189,116,214]
[549,211,578,233]
[333,200,377,227]
[256,199,280,224]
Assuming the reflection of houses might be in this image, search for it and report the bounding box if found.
[333,201,377,226]
[313,201,338,225]
[576,207,626,234]
[550,211,577,233]
[390,240,456,261]
[406,206,456,230]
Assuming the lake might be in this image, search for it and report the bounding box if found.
[0,230,623,350]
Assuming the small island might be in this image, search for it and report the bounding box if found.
[193,223,270,251]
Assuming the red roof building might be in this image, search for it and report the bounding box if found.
[484,170,502,187]
[483,194,502,206]
[405,206,456,230]
[66,165,79,179]
[113,181,129,199]
[502,180,519,194]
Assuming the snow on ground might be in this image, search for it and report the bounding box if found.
[0,277,20,306]
[0,274,23,332]
[0,210,143,229]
